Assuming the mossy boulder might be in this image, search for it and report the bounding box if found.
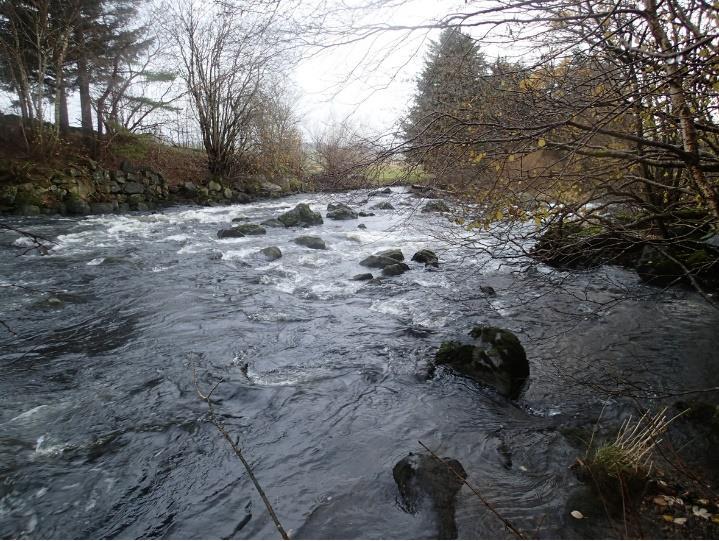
[360,254,400,269]
[371,201,395,210]
[382,262,410,276]
[531,221,644,269]
[434,326,529,399]
[232,223,266,236]
[277,203,323,227]
[636,243,719,290]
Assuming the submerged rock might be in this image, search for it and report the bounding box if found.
[377,249,404,261]
[369,187,392,196]
[422,199,450,213]
[360,254,400,268]
[371,201,395,210]
[382,262,410,276]
[412,249,439,267]
[231,216,250,222]
[358,211,375,217]
[479,285,496,296]
[260,218,284,228]
[233,223,266,235]
[358,224,367,230]
[434,326,529,399]
[352,273,374,281]
[326,202,358,220]
[260,246,282,261]
[636,244,719,290]
[217,228,245,239]
[393,452,466,539]
[277,203,323,227]
[294,235,327,250]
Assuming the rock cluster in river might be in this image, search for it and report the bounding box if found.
[326,202,358,220]
[278,203,324,227]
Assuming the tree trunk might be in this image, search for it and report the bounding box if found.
[77,56,93,134]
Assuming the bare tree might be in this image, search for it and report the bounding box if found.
[161,0,287,179]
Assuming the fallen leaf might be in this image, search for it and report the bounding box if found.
[673,517,687,525]
[697,498,709,505]
[711,515,719,525]
[654,496,670,507]
[692,506,711,520]
[662,514,674,522]
[570,510,584,519]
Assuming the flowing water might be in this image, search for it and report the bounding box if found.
[1,188,718,539]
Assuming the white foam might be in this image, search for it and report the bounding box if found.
[9,405,49,423]
[87,257,104,266]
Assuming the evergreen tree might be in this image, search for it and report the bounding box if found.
[402,28,489,181]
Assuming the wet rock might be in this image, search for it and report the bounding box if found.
[382,262,410,276]
[260,246,282,261]
[209,251,223,261]
[217,228,245,239]
[358,224,367,230]
[360,254,400,269]
[65,197,91,215]
[326,202,358,220]
[480,285,496,296]
[434,326,529,399]
[393,452,466,539]
[231,216,250,222]
[294,235,327,249]
[377,249,404,261]
[422,199,450,213]
[232,223,266,236]
[369,187,392,196]
[277,203,323,227]
[412,249,439,267]
[352,273,374,281]
[260,181,283,195]
[358,211,375,217]
[260,218,284,228]
[371,201,395,210]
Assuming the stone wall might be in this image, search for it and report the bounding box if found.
[0,161,305,216]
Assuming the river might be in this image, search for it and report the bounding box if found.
[1,187,718,539]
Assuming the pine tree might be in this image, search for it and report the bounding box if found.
[402,28,489,182]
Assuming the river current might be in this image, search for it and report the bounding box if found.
[1,187,718,539]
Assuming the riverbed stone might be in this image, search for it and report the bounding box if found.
[232,223,266,236]
[358,211,375,217]
[382,262,410,276]
[360,254,398,268]
[217,228,245,239]
[422,199,450,213]
[326,202,358,220]
[393,452,466,539]
[352,273,374,281]
[371,201,395,210]
[260,246,282,260]
[434,326,529,399]
[278,203,323,227]
[208,180,222,192]
[412,249,439,267]
[358,224,367,230]
[294,235,327,249]
[261,218,284,228]
[369,187,392,196]
[377,249,404,261]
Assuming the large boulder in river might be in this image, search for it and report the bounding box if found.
[294,235,327,250]
[217,228,245,239]
[260,218,284,228]
[277,203,323,227]
[369,187,392,197]
[360,249,404,268]
[326,202,358,220]
[422,199,450,213]
[434,326,529,399]
[260,246,282,261]
[382,262,410,276]
[393,452,466,539]
[412,249,439,267]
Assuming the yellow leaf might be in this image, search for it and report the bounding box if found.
[662,515,674,522]
[538,138,546,148]
[673,517,687,525]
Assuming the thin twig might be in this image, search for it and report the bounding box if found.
[193,367,289,540]
[418,440,525,539]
